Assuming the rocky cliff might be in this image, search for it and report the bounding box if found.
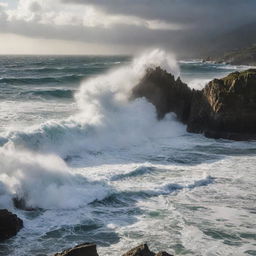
[132,68,256,141]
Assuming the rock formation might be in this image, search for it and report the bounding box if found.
[13,197,37,211]
[131,67,192,122]
[188,69,256,140]
[122,244,155,256]
[132,67,256,140]
[53,243,173,256]
[0,209,23,241]
[53,243,99,256]
[122,244,173,256]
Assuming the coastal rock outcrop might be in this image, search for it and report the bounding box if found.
[122,244,155,256]
[53,243,173,256]
[0,209,23,241]
[131,67,192,122]
[132,67,256,140]
[155,253,173,256]
[188,69,256,140]
[53,243,99,256]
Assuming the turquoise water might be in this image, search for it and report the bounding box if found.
[0,52,255,256]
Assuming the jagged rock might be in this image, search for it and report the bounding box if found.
[12,197,37,211]
[188,69,256,140]
[53,243,99,256]
[132,67,256,141]
[155,252,173,256]
[53,243,174,256]
[132,67,192,122]
[122,244,155,256]
[0,209,23,241]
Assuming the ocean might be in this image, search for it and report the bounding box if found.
[0,50,255,256]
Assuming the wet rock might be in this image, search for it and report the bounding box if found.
[132,67,192,122]
[155,252,173,256]
[13,197,37,211]
[53,243,99,256]
[122,244,155,256]
[132,67,256,141]
[53,243,174,256]
[188,69,256,140]
[0,209,23,241]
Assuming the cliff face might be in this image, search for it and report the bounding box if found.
[190,69,256,140]
[132,68,256,141]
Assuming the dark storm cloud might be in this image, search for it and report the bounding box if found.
[1,0,256,56]
[62,0,256,29]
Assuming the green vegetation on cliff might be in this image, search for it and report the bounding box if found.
[132,67,256,141]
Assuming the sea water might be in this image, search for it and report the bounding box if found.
[0,50,255,256]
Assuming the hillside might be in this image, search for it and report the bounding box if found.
[205,45,256,66]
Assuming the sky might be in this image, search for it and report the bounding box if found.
[0,0,256,56]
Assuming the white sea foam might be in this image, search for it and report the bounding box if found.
[187,78,211,90]
[0,49,183,209]
[1,51,256,256]
[3,49,184,157]
[0,145,111,209]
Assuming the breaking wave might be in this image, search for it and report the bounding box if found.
[0,49,186,210]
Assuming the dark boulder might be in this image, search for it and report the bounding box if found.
[53,243,174,256]
[132,67,192,122]
[122,244,155,256]
[132,67,256,141]
[0,209,23,241]
[53,243,99,256]
[155,252,174,256]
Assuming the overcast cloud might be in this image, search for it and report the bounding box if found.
[0,0,255,55]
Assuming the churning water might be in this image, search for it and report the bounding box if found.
[0,50,255,256]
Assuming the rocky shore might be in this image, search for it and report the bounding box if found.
[53,243,173,256]
[132,67,256,140]
[0,210,173,256]
[0,67,255,254]
[0,212,175,256]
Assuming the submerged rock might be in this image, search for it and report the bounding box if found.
[132,67,256,141]
[12,197,38,211]
[53,243,99,256]
[0,209,23,241]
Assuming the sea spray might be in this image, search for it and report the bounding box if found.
[3,49,184,157]
[0,54,255,256]
[0,145,111,209]
[0,49,183,209]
